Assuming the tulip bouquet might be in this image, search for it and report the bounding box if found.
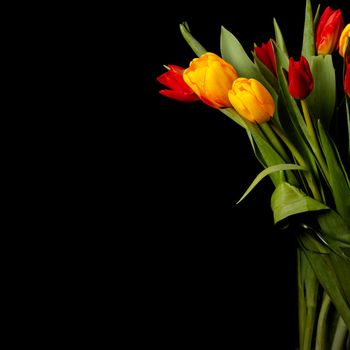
[157,0,349,348]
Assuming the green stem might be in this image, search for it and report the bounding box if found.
[303,307,317,350]
[345,96,350,164]
[298,249,306,348]
[315,293,331,350]
[300,99,330,182]
[260,122,291,162]
[298,250,319,350]
[270,122,322,201]
[331,316,348,350]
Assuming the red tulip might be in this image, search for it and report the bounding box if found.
[316,6,344,55]
[345,56,350,97]
[288,56,314,99]
[157,65,199,102]
[254,40,277,76]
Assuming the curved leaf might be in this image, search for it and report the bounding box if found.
[179,22,207,57]
[237,164,305,204]
[271,182,329,224]
[317,209,350,246]
[219,107,247,129]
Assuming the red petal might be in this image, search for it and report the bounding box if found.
[159,89,199,102]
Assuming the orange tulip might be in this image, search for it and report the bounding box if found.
[339,24,350,57]
[183,53,238,109]
[228,78,275,123]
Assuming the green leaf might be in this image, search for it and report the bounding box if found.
[220,26,279,121]
[273,18,289,66]
[298,250,319,349]
[271,182,329,225]
[317,210,350,246]
[220,26,260,79]
[301,0,315,60]
[179,22,207,57]
[273,41,322,196]
[329,254,350,305]
[345,37,350,57]
[313,4,320,27]
[306,55,336,130]
[314,211,350,262]
[237,164,305,204]
[299,234,350,329]
[219,111,298,188]
[345,40,350,165]
[219,108,247,129]
[219,108,290,189]
[244,122,299,187]
[253,52,279,92]
[346,94,350,165]
[317,121,350,227]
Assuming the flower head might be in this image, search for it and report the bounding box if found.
[288,56,314,99]
[157,65,199,102]
[339,23,350,57]
[183,52,238,109]
[315,6,344,55]
[228,78,275,123]
[254,40,277,76]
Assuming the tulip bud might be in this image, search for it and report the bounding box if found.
[339,24,350,57]
[254,40,277,76]
[183,53,238,109]
[228,78,275,123]
[316,6,344,55]
[288,56,314,99]
[157,65,199,102]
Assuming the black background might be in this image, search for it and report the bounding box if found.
[129,1,349,348]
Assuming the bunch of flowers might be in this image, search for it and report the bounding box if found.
[157,0,349,348]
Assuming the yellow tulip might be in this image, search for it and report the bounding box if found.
[339,23,350,57]
[228,78,275,123]
[183,53,238,109]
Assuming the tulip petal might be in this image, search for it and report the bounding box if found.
[183,68,206,97]
[251,80,272,105]
[242,92,269,122]
[316,7,344,55]
[339,24,350,57]
[159,89,199,102]
[183,52,237,109]
[157,64,199,103]
[288,56,314,99]
[229,78,274,123]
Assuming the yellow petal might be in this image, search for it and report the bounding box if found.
[228,91,253,121]
[241,92,268,123]
[250,79,275,118]
[339,24,350,57]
